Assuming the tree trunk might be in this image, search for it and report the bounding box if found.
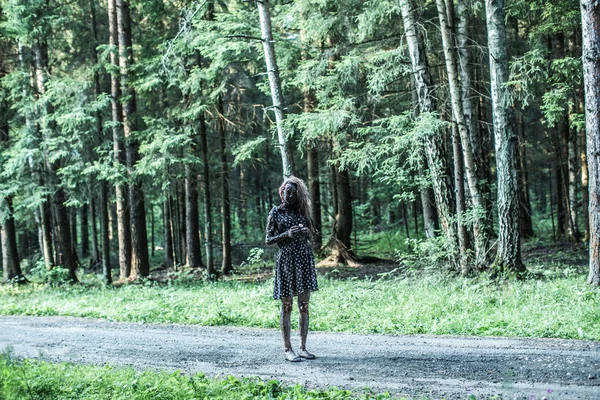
[549,163,557,241]
[301,29,322,250]
[451,123,470,274]
[475,66,495,232]
[185,160,203,269]
[330,162,338,236]
[0,121,22,282]
[307,143,322,250]
[485,0,526,275]
[419,161,439,239]
[199,112,215,276]
[176,182,186,265]
[162,195,174,269]
[410,24,440,239]
[580,0,600,285]
[516,111,534,239]
[109,201,116,242]
[256,0,293,178]
[408,46,439,240]
[100,182,112,284]
[568,108,582,241]
[39,200,54,270]
[218,99,233,275]
[70,208,77,257]
[33,39,78,282]
[437,0,490,270]
[89,197,101,266]
[581,98,590,241]
[412,185,420,237]
[108,0,131,279]
[553,127,566,238]
[53,188,78,281]
[88,0,102,267]
[458,0,492,235]
[335,166,353,250]
[400,0,458,265]
[0,84,25,283]
[456,0,478,146]
[1,197,24,283]
[150,205,154,258]
[80,204,89,257]
[239,165,247,236]
[116,0,148,280]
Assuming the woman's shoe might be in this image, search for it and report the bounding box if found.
[284,349,302,362]
[298,348,316,359]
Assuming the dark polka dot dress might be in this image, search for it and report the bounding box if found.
[265,205,319,300]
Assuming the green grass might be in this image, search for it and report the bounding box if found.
[354,230,410,258]
[1,274,598,340]
[0,353,399,400]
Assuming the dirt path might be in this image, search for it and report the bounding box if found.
[1,316,598,399]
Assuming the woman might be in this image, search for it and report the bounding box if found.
[265,176,318,362]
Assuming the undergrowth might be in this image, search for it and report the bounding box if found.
[1,273,598,340]
[0,353,399,400]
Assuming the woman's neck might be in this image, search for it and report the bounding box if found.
[282,202,299,211]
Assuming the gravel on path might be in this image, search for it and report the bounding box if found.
[1,316,598,399]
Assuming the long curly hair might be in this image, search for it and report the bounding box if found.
[278,176,314,231]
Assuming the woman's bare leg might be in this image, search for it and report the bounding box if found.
[297,290,315,359]
[281,297,300,361]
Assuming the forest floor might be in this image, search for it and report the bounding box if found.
[1,315,599,399]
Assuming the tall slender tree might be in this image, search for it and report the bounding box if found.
[218,98,233,275]
[256,0,293,178]
[485,0,526,275]
[579,0,600,285]
[400,0,459,266]
[185,133,203,268]
[108,0,131,279]
[116,0,149,280]
[436,0,489,271]
[0,88,25,282]
[31,27,78,282]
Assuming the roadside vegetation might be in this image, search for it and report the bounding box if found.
[1,238,598,341]
[2,275,598,340]
[1,238,596,400]
[0,353,400,400]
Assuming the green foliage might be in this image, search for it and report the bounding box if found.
[1,273,598,340]
[400,237,455,274]
[337,112,446,200]
[0,353,399,399]
[506,0,581,39]
[354,230,409,259]
[238,247,267,272]
[232,137,267,166]
[0,0,593,291]
[27,262,73,286]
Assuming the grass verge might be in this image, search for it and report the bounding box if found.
[1,274,598,340]
[0,353,400,400]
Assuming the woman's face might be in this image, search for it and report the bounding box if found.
[283,184,298,206]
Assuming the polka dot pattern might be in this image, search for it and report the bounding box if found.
[266,205,319,300]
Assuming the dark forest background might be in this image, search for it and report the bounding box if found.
[1,0,599,285]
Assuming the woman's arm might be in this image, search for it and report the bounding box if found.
[265,210,290,245]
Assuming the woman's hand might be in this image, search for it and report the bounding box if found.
[288,225,310,238]
[288,225,303,237]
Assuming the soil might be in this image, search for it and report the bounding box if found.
[1,316,599,399]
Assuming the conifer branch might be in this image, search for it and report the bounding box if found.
[161,0,209,74]
[225,34,264,41]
